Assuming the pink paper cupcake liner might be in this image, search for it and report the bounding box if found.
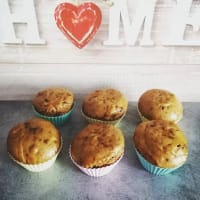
[69,147,123,177]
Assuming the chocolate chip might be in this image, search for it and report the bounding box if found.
[24,122,30,129]
[43,139,49,144]
[44,98,49,102]
[29,144,35,152]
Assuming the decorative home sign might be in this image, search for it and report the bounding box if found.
[0,0,199,47]
[54,2,102,49]
[163,0,200,46]
[0,0,45,44]
[104,0,200,46]
[104,0,157,46]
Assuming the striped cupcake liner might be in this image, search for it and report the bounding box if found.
[69,146,123,177]
[135,148,183,176]
[81,109,125,126]
[32,103,75,126]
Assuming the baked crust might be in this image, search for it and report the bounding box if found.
[33,88,74,116]
[82,89,128,121]
[71,123,124,168]
[133,120,188,168]
[7,118,62,164]
[138,89,183,122]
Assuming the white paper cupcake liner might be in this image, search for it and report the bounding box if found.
[69,147,123,177]
[8,154,58,172]
[8,138,63,172]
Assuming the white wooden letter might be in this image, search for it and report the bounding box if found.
[164,0,200,46]
[104,0,157,46]
[0,0,45,44]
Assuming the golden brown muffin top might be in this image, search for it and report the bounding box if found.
[71,123,124,168]
[33,87,74,116]
[82,89,128,121]
[7,118,62,164]
[138,89,183,123]
[133,120,188,168]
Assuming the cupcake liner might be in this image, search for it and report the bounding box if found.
[8,138,63,172]
[137,106,149,122]
[69,147,123,177]
[8,154,58,172]
[81,109,125,126]
[135,149,183,176]
[137,105,181,123]
[32,103,75,126]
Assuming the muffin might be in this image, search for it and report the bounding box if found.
[7,118,62,172]
[70,123,124,176]
[137,89,183,123]
[82,88,128,125]
[133,120,188,175]
[32,87,74,126]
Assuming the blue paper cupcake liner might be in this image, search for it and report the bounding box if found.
[137,105,181,124]
[137,106,149,122]
[135,149,183,176]
[33,103,75,126]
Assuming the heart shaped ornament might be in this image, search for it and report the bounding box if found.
[55,2,102,49]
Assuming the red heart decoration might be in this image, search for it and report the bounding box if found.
[54,2,102,49]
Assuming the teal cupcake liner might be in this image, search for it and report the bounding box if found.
[33,103,75,126]
[81,108,125,126]
[137,105,181,124]
[137,106,149,122]
[135,149,183,176]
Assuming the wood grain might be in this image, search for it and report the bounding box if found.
[0,0,200,64]
[0,0,200,101]
[0,64,199,101]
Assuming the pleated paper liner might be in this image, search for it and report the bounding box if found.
[81,108,125,126]
[69,146,123,177]
[32,103,75,126]
[137,107,149,122]
[135,148,184,176]
[8,138,63,172]
[137,105,182,123]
